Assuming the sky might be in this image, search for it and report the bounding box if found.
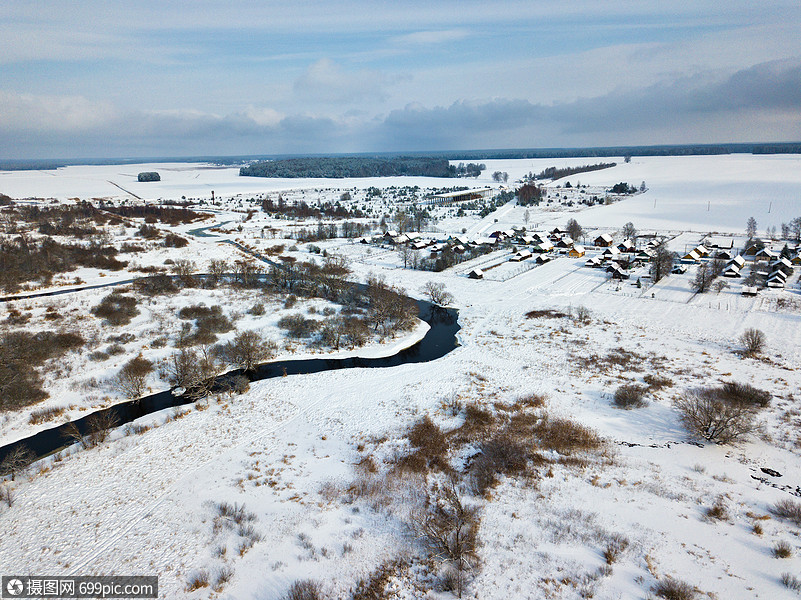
[1,1,800,159]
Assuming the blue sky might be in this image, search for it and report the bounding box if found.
[1,1,800,158]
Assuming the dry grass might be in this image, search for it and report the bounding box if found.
[525,309,569,319]
[533,416,605,455]
[644,374,673,390]
[651,577,698,600]
[773,540,793,558]
[185,570,210,592]
[769,499,801,526]
[28,406,66,425]
[704,498,729,521]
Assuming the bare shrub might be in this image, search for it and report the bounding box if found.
[573,305,591,323]
[185,570,210,592]
[91,293,139,326]
[284,579,323,600]
[652,578,697,600]
[114,355,153,398]
[408,416,448,458]
[470,435,528,495]
[422,281,454,306]
[249,302,266,316]
[704,497,729,521]
[278,313,320,338]
[718,381,771,408]
[770,499,801,526]
[86,410,119,446]
[525,309,568,319]
[533,416,604,455]
[644,374,673,390]
[352,560,406,600]
[674,386,765,443]
[773,540,793,558]
[739,328,765,356]
[212,565,234,592]
[613,384,648,409]
[454,404,495,440]
[782,572,801,591]
[602,533,629,564]
[216,330,276,371]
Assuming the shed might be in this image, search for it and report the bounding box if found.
[468,268,484,279]
[741,286,758,296]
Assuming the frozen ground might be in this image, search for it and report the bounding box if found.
[1,156,801,599]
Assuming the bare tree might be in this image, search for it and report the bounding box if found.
[216,330,276,372]
[414,478,480,598]
[675,387,764,443]
[422,281,454,306]
[114,355,153,399]
[621,222,637,241]
[0,445,34,480]
[650,243,675,283]
[566,218,583,242]
[691,263,713,293]
[207,259,228,287]
[172,259,197,285]
[740,328,766,356]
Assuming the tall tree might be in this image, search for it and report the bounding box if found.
[746,217,757,239]
[621,222,637,241]
[650,243,675,283]
[566,218,583,242]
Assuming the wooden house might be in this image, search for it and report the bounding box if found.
[569,245,586,258]
[594,233,614,247]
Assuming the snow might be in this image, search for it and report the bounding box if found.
[2,155,801,599]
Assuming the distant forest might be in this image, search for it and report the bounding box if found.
[3,142,801,171]
[535,162,616,180]
[239,157,485,179]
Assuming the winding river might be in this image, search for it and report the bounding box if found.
[0,299,459,463]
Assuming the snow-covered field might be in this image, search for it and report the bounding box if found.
[1,155,801,599]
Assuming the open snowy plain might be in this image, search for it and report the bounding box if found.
[1,155,800,599]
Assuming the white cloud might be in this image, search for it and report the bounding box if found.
[389,29,469,46]
[293,58,389,104]
[0,91,117,133]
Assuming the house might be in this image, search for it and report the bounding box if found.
[792,253,801,266]
[535,254,552,264]
[383,230,399,239]
[411,240,430,251]
[602,246,621,260]
[550,227,568,237]
[713,249,734,261]
[617,239,636,253]
[555,236,574,249]
[635,250,653,263]
[510,250,532,262]
[681,250,701,263]
[569,245,586,258]
[722,265,741,278]
[752,247,776,261]
[727,255,746,269]
[585,256,602,267]
[467,268,484,279]
[707,236,734,250]
[694,245,710,257]
[771,257,793,276]
[767,274,785,288]
[594,233,614,247]
[741,286,758,296]
[533,241,554,253]
[609,266,629,280]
